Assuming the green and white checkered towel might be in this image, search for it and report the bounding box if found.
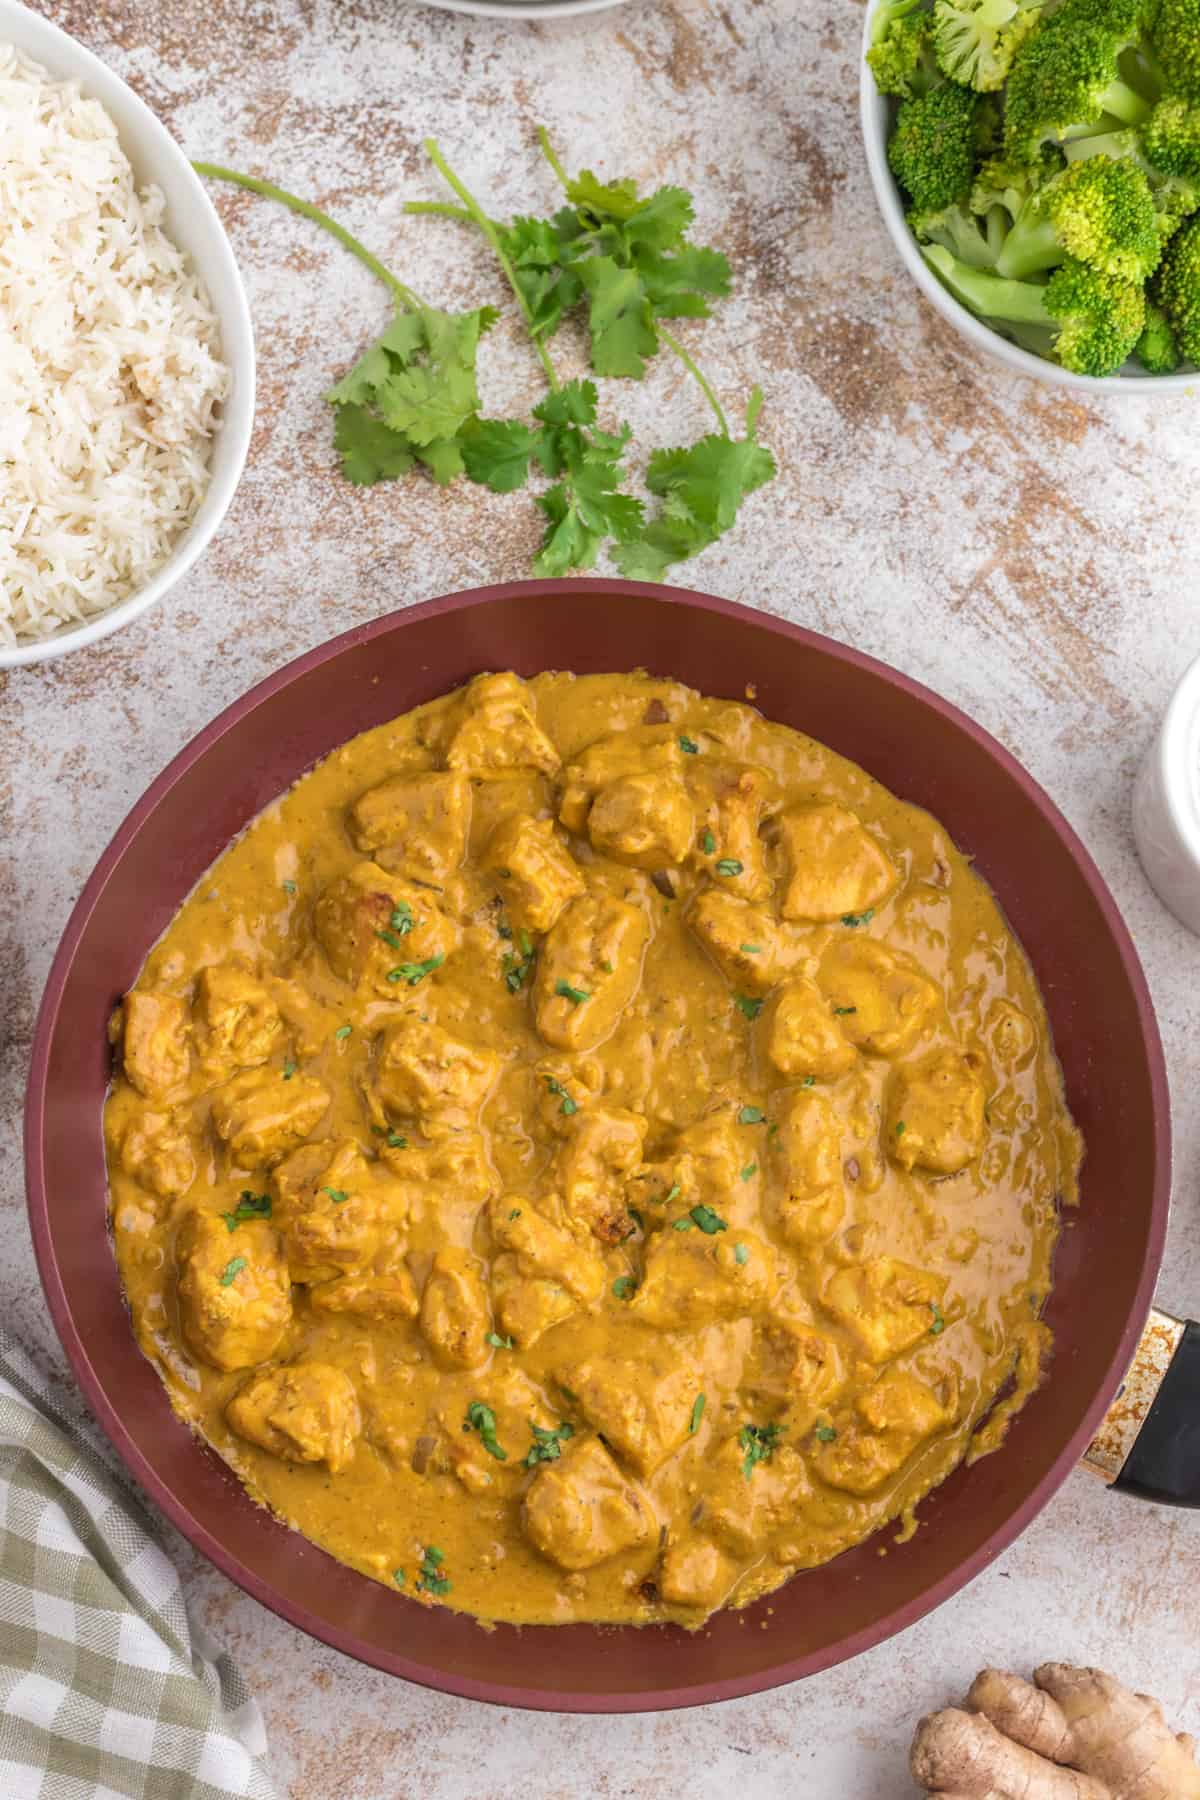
[0,1331,279,1800]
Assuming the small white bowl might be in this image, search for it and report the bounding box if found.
[0,0,255,669]
[1133,652,1200,935]
[859,3,1198,394]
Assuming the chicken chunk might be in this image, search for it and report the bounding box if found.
[308,1265,419,1321]
[777,803,898,923]
[557,1107,646,1244]
[888,1048,987,1176]
[558,726,682,834]
[748,1319,847,1421]
[659,1537,738,1613]
[271,1139,393,1285]
[817,937,942,1059]
[490,1260,577,1349]
[533,892,649,1052]
[194,964,284,1077]
[822,1256,947,1362]
[814,1368,956,1496]
[489,1195,605,1305]
[522,1434,653,1572]
[762,977,857,1080]
[765,1088,845,1248]
[689,762,774,901]
[120,992,191,1099]
[561,1349,695,1476]
[115,1109,196,1199]
[587,768,696,870]
[686,889,799,998]
[697,1435,809,1557]
[419,1247,491,1369]
[444,672,561,778]
[226,1361,361,1474]
[346,770,471,885]
[176,1211,291,1372]
[377,1130,497,1209]
[313,862,459,993]
[210,1068,330,1169]
[632,1228,776,1329]
[373,1018,501,1132]
[481,813,584,936]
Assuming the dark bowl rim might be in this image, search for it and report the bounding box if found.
[23,576,1172,1712]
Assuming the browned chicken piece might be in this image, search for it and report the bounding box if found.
[561,1349,695,1476]
[489,1194,605,1305]
[557,1107,646,1243]
[120,991,191,1099]
[762,976,858,1080]
[658,1536,738,1612]
[444,673,561,778]
[262,974,339,1058]
[373,1018,501,1133]
[481,813,585,936]
[985,997,1037,1070]
[748,1319,847,1421]
[632,1228,776,1329]
[822,1256,947,1362]
[765,1087,845,1247]
[557,725,682,834]
[271,1139,390,1285]
[176,1210,292,1372]
[533,892,650,1052]
[814,1367,957,1495]
[587,768,696,870]
[194,963,284,1076]
[777,802,898,923]
[226,1361,361,1474]
[377,1130,497,1208]
[313,861,460,993]
[887,1048,988,1176]
[210,1068,330,1169]
[659,1109,749,1214]
[346,769,471,885]
[688,761,774,901]
[490,1259,577,1349]
[115,1109,196,1199]
[818,936,942,1059]
[686,888,799,997]
[308,1264,419,1321]
[419,1247,492,1369]
[697,1435,810,1556]
[522,1433,654,1571]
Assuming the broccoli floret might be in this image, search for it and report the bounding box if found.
[1152,209,1200,358]
[1004,0,1154,161]
[1042,256,1147,371]
[933,0,1044,91]
[923,242,1056,318]
[889,81,982,210]
[1064,127,1200,232]
[995,154,1162,279]
[970,148,1063,223]
[869,0,940,97]
[1145,95,1200,179]
[910,199,1002,264]
[1134,299,1182,366]
[1149,0,1200,101]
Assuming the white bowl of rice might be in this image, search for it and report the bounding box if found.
[0,0,254,666]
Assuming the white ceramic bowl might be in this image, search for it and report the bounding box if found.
[1133,651,1200,935]
[859,3,1198,395]
[0,0,255,669]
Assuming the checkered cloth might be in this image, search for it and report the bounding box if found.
[0,1331,278,1800]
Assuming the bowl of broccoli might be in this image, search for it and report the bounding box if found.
[860,0,1200,386]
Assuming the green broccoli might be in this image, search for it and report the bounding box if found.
[909,199,1004,264]
[868,0,940,96]
[923,245,1144,371]
[1149,0,1200,101]
[970,148,1063,223]
[933,0,1044,92]
[995,155,1162,280]
[1144,95,1200,180]
[888,81,982,210]
[1152,209,1200,358]
[1004,0,1154,161]
[1063,127,1200,232]
[1134,299,1182,367]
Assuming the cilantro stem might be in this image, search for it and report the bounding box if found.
[192,163,423,311]
[404,201,474,223]
[658,326,729,436]
[422,139,561,393]
[537,126,571,190]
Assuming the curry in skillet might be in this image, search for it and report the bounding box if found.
[105,672,1080,1627]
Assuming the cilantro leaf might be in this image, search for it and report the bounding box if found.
[332,404,415,486]
[578,256,659,378]
[461,418,546,492]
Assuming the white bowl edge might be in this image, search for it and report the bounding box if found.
[0,0,256,669]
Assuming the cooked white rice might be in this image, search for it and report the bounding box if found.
[0,44,230,647]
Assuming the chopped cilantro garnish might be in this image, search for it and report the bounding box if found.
[387,954,444,986]
[689,1203,727,1234]
[282,880,297,895]
[612,1275,637,1300]
[464,1400,507,1460]
[334,1024,352,1040]
[895,1120,907,1136]
[545,1076,578,1116]
[840,909,874,928]
[734,1243,749,1266]
[702,829,716,855]
[739,1163,757,1182]
[220,1192,271,1232]
[734,994,763,1021]
[377,928,405,950]
[282,1059,297,1080]
[814,1423,837,1443]
[664,1182,681,1205]
[497,919,513,940]
[737,1105,765,1125]
[487,1332,514,1349]
[929,1301,946,1336]
[321,1186,349,1204]
[508,1207,522,1221]
[600,959,614,973]
[800,1076,815,1089]
[390,902,415,936]
[386,1131,407,1148]
[715,858,744,877]
[672,1216,694,1231]
[740,943,762,954]
[689,1393,706,1435]
[833,1006,857,1016]
[502,938,536,992]
[554,979,590,1005]
[416,1545,451,1596]
[219,1256,247,1288]
[678,735,699,754]
[393,1568,406,1585]
[739,1421,783,1480]
[524,1420,575,1467]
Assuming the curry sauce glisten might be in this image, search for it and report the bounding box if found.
[105,670,1081,1629]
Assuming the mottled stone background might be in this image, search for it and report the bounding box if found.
[3,0,1199,1790]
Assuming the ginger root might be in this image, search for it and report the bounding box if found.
[911,1663,1200,1799]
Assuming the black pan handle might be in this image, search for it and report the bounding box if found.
[1085,1311,1200,1507]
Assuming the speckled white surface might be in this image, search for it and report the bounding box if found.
[2,0,1199,1790]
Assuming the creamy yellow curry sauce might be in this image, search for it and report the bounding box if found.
[105,671,1081,1628]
